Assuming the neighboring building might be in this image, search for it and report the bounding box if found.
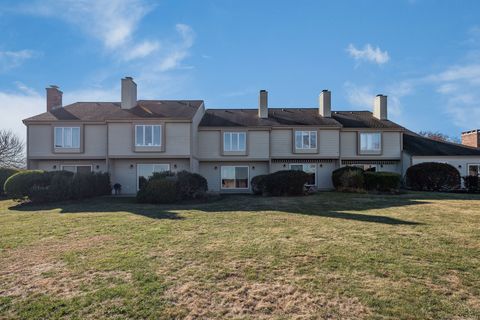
[402,132,480,177]
[22,77,480,194]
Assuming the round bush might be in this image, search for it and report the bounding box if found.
[4,170,48,199]
[262,170,310,196]
[364,171,401,193]
[176,171,207,200]
[405,162,460,191]
[30,170,74,203]
[251,174,267,195]
[463,175,479,193]
[0,168,20,195]
[332,166,365,191]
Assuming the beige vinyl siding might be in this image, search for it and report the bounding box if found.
[190,104,205,158]
[319,130,340,157]
[271,129,339,158]
[248,131,269,158]
[108,122,190,157]
[340,132,357,158]
[270,130,292,157]
[29,160,107,172]
[198,161,269,193]
[340,131,402,159]
[28,124,107,158]
[198,131,221,158]
[28,125,52,157]
[197,130,269,160]
[84,125,107,156]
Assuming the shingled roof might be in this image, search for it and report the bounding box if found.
[23,100,204,123]
[403,132,480,156]
[331,111,404,129]
[199,108,404,129]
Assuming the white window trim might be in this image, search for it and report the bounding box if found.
[289,163,317,186]
[220,165,250,190]
[136,163,170,190]
[294,130,317,150]
[54,127,80,149]
[223,132,247,152]
[359,132,382,153]
[135,125,162,147]
[60,165,92,173]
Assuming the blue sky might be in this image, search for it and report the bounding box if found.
[1,0,480,142]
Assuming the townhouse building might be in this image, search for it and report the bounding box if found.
[23,77,480,194]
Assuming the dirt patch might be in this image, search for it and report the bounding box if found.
[0,235,130,298]
[166,279,369,319]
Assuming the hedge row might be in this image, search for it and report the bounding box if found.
[251,170,310,196]
[332,166,401,193]
[137,170,208,204]
[0,168,20,195]
[4,170,111,203]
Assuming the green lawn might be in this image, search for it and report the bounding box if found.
[0,192,479,319]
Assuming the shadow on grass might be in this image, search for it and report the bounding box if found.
[10,191,475,225]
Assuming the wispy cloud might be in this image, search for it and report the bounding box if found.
[0,83,43,142]
[21,0,152,51]
[18,0,195,70]
[344,81,411,118]
[426,63,480,129]
[347,43,390,65]
[0,49,36,72]
[123,40,160,61]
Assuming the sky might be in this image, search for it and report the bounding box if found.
[1,0,480,142]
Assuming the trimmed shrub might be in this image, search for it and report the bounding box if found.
[332,166,365,192]
[176,171,208,200]
[251,174,268,195]
[364,171,401,193]
[262,170,310,196]
[463,175,480,193]
[137,178,178,204]
[29,171,74,203]
[137,171,208,203]
[4,170,111,202]
[405,162,460,191]
[4,170,47,199]
[0,168,19,195]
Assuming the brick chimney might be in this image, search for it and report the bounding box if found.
[46,85,62,112]
[319,90,331,117]
[121,76,137,109]
[462,129,480,148]
[373,94,387,120]
[258,90,268,118]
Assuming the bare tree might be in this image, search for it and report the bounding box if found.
[418,131,460,144]
[0,130,25,169]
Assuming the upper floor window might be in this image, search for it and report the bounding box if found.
[135,125,161,147]
[54,127,80,148]
[224,132,246,152]
[360,132,382,152]
[295,131,317,149]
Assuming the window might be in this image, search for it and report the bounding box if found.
[360,132,382,152]
[221,166,249,189]
[61,165,92,173]
[224,132,246,152]
[468,164,480,176]
[295,131,317,149]
[289,163,316,186]
[135,125,161,147]
[137,164,170,190]
[54,127,80,148]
